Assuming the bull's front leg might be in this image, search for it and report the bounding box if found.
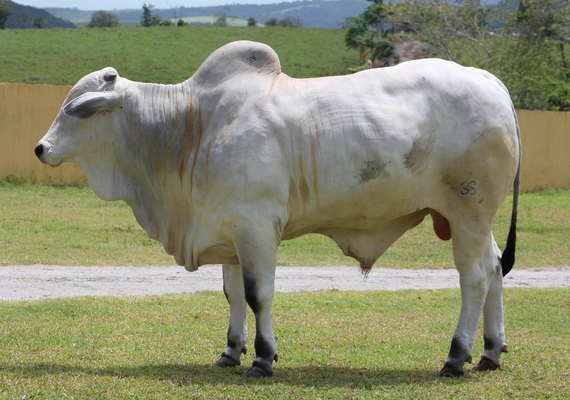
[214,264,248,368]
[232,222,279,378]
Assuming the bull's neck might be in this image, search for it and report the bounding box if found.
[117,79,197,196]
[129,80,192,131]
[112,79,201,263]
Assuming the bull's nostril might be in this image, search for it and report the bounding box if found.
[34,144,44,159]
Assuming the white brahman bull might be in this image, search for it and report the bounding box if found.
[35,40,520,378]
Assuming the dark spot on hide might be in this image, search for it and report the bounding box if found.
[404,134,434,171]
[483,336,495,351]
[358,159,386,183]
[243,273,260,314]
[227,328,238,350]
[246,55,257,64]
[449,336,472,364]
[254,334,275,361]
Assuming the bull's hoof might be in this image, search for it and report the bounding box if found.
[243,365,273,378]
[439,362,464,378]
[214,352,240,368]
[243,360,273,378]
[473,356,500,372]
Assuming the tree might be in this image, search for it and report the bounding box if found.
[158,17,172,26]
[278,17,302,27]
[264,17,302,28]
[387,0,494,62]
[265,18,278,27]
[0,0,11,29]
[511,0,569,69]
[386,0,570,110]
[499,0,570,109]
[345,0,397,66]
[32,17,44,29]
[214,7,231,27]
[247,17,257,27]
[141,3,170,26]
[177,18,188,27]
[88,11,119,28]
[214,15,228,27]
[141,3,154,27]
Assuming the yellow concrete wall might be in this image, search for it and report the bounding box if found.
[0,83,569,191]
[0,83,85,184]
[518,110,570,191]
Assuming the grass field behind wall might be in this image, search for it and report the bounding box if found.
[0,179,568,268]
[0,27,359,85]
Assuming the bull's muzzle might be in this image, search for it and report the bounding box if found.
[34,143,44,160]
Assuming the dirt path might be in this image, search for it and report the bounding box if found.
[0,265,568,301]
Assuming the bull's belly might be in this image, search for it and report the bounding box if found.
[283,174,431,238]
[281,172,446,270]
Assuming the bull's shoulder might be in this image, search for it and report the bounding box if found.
[192,41,281,87]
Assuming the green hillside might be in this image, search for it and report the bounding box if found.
[4,0,75,29]
[0,27,359,85]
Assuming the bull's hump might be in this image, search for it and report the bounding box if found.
[192,41,281,87]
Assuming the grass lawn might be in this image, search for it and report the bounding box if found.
[1,180,569,268]
[0,288,568,399]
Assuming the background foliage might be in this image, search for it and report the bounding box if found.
[347,0,570,110]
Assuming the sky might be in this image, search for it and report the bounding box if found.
[14,1,288,11]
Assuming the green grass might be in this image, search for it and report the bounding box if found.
[0,289,568,398]
[1,179,569,268]
[0,27,359,85]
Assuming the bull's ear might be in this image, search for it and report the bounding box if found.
[63,91,122,119]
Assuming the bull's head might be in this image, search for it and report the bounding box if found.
[35,67,123,167]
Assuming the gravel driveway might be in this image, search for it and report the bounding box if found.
[0,265,568,301]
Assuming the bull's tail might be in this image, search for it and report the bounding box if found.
[501,107,521,277]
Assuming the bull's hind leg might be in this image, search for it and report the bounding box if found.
[440,225,504,377]
[474,248,508,372]
[214,264,248,368]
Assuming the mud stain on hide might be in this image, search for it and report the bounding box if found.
[298,156,311,205]
[358,159,387,183]
[270,73,281,93]
[309,128,320,204]
[404,134,434,172]
[204,139,213,181]
[179,97,204,189]
[189,110,204,189]
[179,97,194,182]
